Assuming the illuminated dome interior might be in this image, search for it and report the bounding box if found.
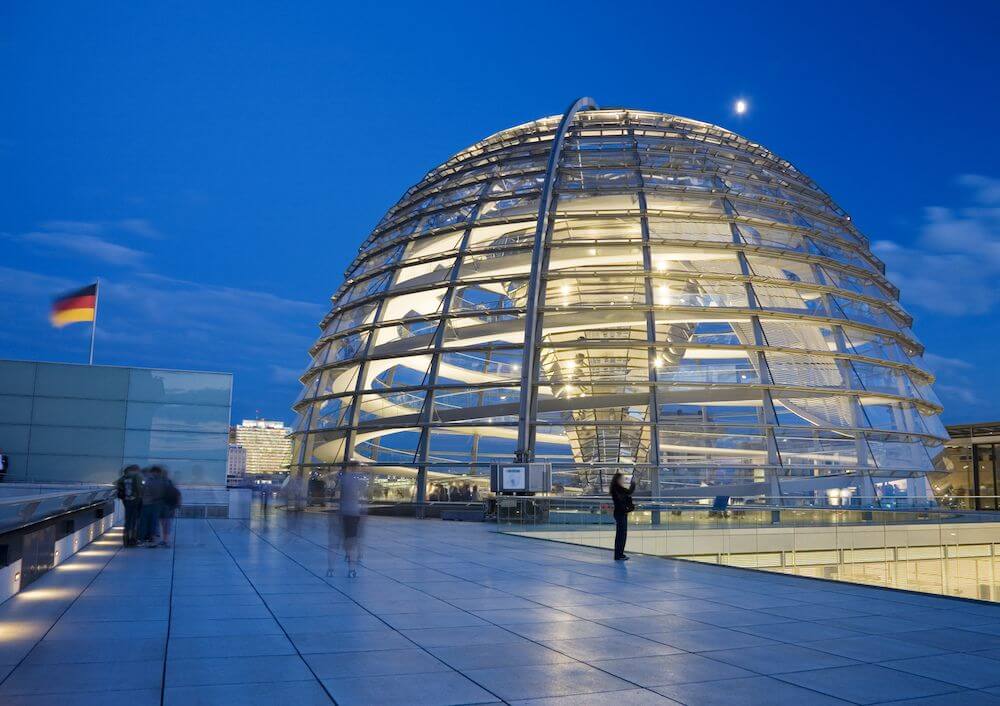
[291,99,947,504]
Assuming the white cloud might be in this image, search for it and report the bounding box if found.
[116,219,163,239]
[874,174,1000,316]
[268,364,305,384]
[922,352,974,373]
[6,218,166,269]
[0,264,322,381]
[18,230,147,267]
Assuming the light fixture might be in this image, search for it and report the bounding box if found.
[656,260,668,272]
[560,284,570,296]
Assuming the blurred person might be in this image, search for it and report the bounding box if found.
[139,466,166,546]
[471,484,479,502]
[159,468,181,548]
[610,471,635,561]
[115,464,143,547]
[340,469,366,577]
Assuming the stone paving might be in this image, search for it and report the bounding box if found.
[4,511,1000,704]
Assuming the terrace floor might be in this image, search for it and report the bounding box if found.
[4,510,1000,705]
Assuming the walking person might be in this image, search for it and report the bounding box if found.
[339,469,366,578]
[610,471,635,561]
[159,469,181,548]
[138,466,166,546]
[115,464,143,547]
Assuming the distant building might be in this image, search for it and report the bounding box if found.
[941,422,1000,510]
[233,420,292,475]
[227,444,247,487]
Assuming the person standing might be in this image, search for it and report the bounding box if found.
[339,470,365,577]
[159,469,181,548]
[139,466,166,546]
[116,465,143,547]
[610,471,635,561]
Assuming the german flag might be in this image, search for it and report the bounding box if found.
[51,283,98,328]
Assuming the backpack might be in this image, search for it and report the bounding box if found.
[117,475,139,501]
[164,481,181,508]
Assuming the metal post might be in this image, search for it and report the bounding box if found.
[516,96,597,462]
[629,118,663,524]
[88,279,100,365]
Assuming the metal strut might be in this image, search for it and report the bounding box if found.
[515,96,598,462]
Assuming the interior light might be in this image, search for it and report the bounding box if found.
[588,248,597,256]
[560,285,570,296]
[654,357,663,369]
[656,261,668,272]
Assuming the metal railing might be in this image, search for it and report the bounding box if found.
[494,494,1000,601]
[0,483,116,534]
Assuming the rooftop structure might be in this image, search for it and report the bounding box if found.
[0,359,232,486]
[292,100,947,504]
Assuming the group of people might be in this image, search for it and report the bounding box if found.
[116,465,181,548]
[428,482,480,502]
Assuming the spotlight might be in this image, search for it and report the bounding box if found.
[735,99,748,115]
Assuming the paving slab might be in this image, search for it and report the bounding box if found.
[3,512,1000,705]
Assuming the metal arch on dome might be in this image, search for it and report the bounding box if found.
[516,96,598,461]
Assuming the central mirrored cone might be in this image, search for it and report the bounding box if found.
[291,102,947,505]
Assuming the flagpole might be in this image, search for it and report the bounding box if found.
[88,279,99,365]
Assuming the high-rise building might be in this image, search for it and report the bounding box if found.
[233,420,292,475]
[291,101,947,504]
[226,444,247,487]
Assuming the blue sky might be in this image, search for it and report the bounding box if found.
[2,1,998,424]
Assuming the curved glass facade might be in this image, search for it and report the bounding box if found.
[292,106,947,502]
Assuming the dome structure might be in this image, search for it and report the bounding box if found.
[292,98,947,504]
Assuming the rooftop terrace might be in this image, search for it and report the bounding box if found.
[3,511,1000,705]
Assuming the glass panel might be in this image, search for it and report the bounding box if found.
[121,457,227,486]
[127,369,232,405]
[0,424,30,453]
[31,398,126,428]
[27,454,123,484]
[29,425,125,457]
[123,430,228,461]
[0,394,33,424]
[126,402,230,433]
[0,361,36,395]
[35,363,129,400]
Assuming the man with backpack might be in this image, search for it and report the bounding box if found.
[116,465,143,547]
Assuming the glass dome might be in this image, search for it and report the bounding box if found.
[292,101,947,504]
